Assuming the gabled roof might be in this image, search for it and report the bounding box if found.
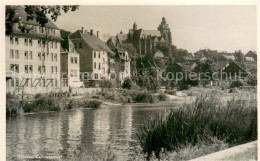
[70,30,115,55]
[213,61,229,71]
[15,6,59,29]
[245,57,255,62]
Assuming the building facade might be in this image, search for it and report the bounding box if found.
[60,38,83,89]
[69,29,115,86]
[107,17,172,57]
[6,6,62,95]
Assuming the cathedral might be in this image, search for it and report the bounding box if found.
[106,17,172,57]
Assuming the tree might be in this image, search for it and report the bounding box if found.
[172,48,192,63]
[6,5,79,35]
[193,60,214,82]
[155,42,176,57]
[234,50,245,62]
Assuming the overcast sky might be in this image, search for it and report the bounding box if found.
[54,5,256,53]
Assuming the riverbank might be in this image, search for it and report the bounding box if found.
[137,92,257,160]
[6,87,256,118]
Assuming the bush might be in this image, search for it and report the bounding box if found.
[165,90,177,95]
[122,77,133,89]
[158,93,167,101]
[134,91,154,103]
[81,100,102,109]
[230,80,243,88]
[65,99,74,110]
[137,93,257,159]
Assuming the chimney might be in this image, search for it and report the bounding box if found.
[90,29,93,36]
[97,31,99,38]
[81,27,84,33]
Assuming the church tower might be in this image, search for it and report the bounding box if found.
[157,17,172,44]
[133,22,137,31]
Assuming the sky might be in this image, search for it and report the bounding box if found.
[54,5,256,54]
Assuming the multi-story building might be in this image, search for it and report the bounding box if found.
[107,17,172,57]
[69,29,115,86]
[60,37,83,89]
[107,45,131,83]
[6,6,62,95]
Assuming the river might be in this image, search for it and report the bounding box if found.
[6,103,178,161]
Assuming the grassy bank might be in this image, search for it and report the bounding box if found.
[6,93,102,118]
[97,89,168,104]
[137,93,257,159]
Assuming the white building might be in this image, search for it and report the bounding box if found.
[60,38,83,88]
[6,6,62,95]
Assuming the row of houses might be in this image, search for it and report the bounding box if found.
[6,7,130,95]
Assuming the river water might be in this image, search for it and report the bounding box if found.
[6,103,177,161]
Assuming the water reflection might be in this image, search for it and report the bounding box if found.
[6,105,173,160]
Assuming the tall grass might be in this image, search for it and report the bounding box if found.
[137,93,257,159]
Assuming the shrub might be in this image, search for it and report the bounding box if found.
[65,99,74,110]
[137,93,257,159]
[134,91,154,103]
[165,90,177,95]
[122,77,133,89]
[230,80,243,88]
[100,80,113,89]
[81,100,102,109]
[158,93,167,101]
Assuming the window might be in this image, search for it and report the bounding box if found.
[25,65,28,73]
[10,49,14,59]
[51,41,53,48]
[74,57,78,64]
[52,29,55,35]
[38,65,41,74]
[15,37,19,45]
[42,66,46,73]
[94,52,96,58]
[51,53,53,61]
[15,50,19,58]
[54,54,57,61]
[70,57,74,63]
[54,41,57,49]
[15,65,19,73]
[38,40,41,47]
[24,51,28,59]
[94,62,96,69]
[29,38,32,46]
[15,78,19,87]
[55,66,57,73]
[24,38,28,46]
[51,66,54,73]
[79,43,82,48]
[103,58,105,64]
[98,53,100,58]
[11,79,14,87]
[42,53,45,60]
[10,36,14,44]
[29,51,33,59]
[38,52,41,60]
[98,63,101,69]
[29,65,33,73]
[94,73,98,79]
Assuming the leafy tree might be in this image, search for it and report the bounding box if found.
[119,43,138,59]
[172,48,192,63]
[122,78,133,89]
[230,80,243,88]
[234,50,245,62]
[6,5,79,35]
[155,42,176,57]
[193,60,214,81]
